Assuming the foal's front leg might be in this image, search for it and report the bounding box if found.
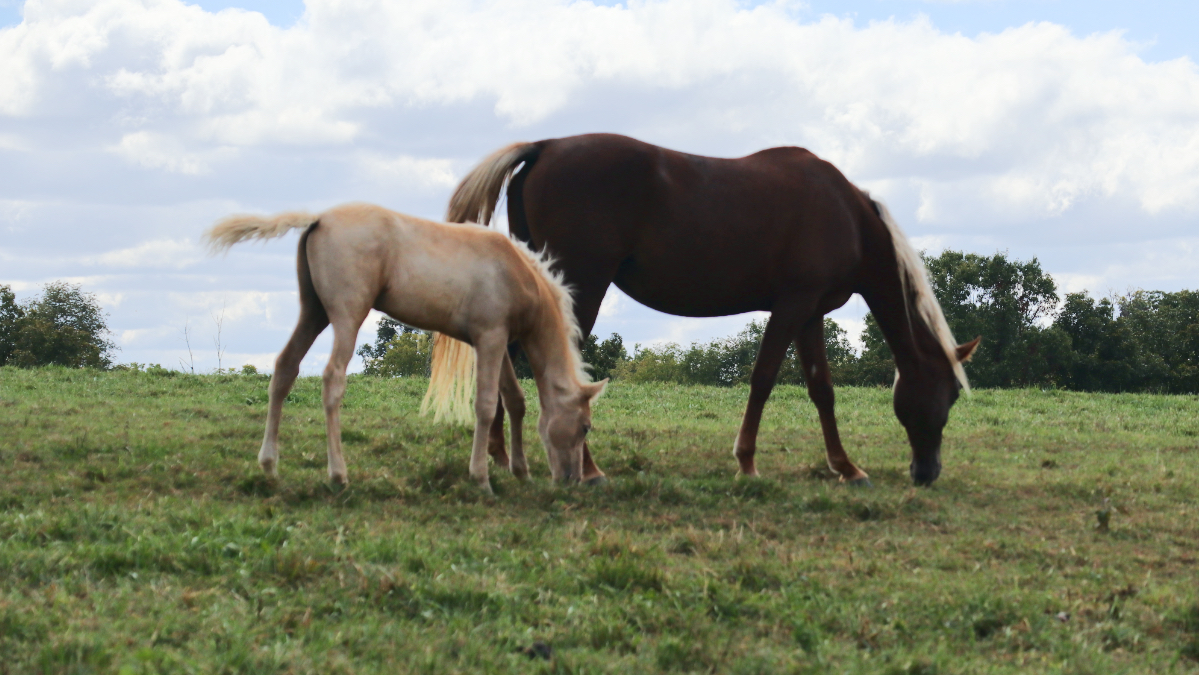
[470,335,507,492]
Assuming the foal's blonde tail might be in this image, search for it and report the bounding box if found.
[203,211,318,253]
[422,142,537,424]
[421,333,476,425]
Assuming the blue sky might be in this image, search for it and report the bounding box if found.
[0,0,1195,373]
[4,1,1195,62]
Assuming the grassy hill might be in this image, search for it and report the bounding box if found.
[0,367,1195,673]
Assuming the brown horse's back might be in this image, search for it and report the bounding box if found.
[515,134,874,319]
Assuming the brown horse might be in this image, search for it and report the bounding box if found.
[439,134,979,486]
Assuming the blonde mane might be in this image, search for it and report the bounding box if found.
[507,239,591,385]
[869,195,970,392]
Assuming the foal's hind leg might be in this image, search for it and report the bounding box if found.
[321,318,364,487]
[497,352,528,480]
[260,306,329,478]
[733,312,802,477]
[795,319,869,485]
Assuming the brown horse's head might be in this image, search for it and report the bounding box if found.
[538,379,607,483]
[893,337,980,486]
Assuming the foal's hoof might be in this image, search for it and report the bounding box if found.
[584,475,608,487]
[845,476,873,488]
[327,478,349,494]
[477,481,495,496]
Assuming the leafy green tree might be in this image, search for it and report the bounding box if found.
[845,313,893,386]
[1118,290,1198,393]
[0,285,21,366]
[3,282,116,369]
[580,333,628,381]
[1055,290,1198,393]
[923,250,1061,387]
[1052,293,1131,391]
[358,318,431,377]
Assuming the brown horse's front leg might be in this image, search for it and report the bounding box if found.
[795,320,870,485]
[497,352,528,479]
[486,399,509,468]
[732,313,797,476]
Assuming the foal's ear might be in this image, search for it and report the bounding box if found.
[956,336,981,363]
[581,378,609,403]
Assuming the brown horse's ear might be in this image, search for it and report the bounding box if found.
[581,378,609,403]
[956,337,981,363]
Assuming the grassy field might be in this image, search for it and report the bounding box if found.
[0,366,1195,674]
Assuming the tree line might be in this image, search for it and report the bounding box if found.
[4,251,1197,395]
[359,250,1197,395]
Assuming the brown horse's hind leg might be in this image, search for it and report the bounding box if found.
[568,279,614,485]
[486,345,523,468]
[795,319,869,485]
[260,306,328,478]
[486,400,509,467]
[497,352,528,479]
[733,312,802,476]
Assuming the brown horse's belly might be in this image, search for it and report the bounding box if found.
[612,256,777,317]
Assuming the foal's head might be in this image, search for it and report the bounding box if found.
[893,337,980,486]
[538,379,608,483]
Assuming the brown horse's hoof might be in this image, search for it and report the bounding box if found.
[584,475,608,487]
[846,476,873,488]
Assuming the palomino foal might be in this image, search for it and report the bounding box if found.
[205,203,606,491]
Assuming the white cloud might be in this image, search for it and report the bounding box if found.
[112,131,232,174]
[86,238,203,268]
[2,1,1192,220]
[597,286,624,318]
[0,0,1194,365]
[356,153,458,191]
[1052,273,1106,295]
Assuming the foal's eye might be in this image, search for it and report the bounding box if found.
[582,423,591,436]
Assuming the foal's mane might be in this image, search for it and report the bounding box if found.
[507,238,591,385]
[867,194,970,392]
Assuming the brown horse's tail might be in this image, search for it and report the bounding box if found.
[424,142,540,424]
[203,211,318,253]
[445,141,539,224]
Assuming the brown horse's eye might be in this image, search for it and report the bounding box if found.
[582,423,591,436]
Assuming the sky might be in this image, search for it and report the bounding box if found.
[0,0,1196,375]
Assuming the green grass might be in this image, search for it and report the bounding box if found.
[0,365,1196,674]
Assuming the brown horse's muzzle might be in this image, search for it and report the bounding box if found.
[910,457,941,486]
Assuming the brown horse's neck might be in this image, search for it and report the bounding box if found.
[858,259,946,378]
